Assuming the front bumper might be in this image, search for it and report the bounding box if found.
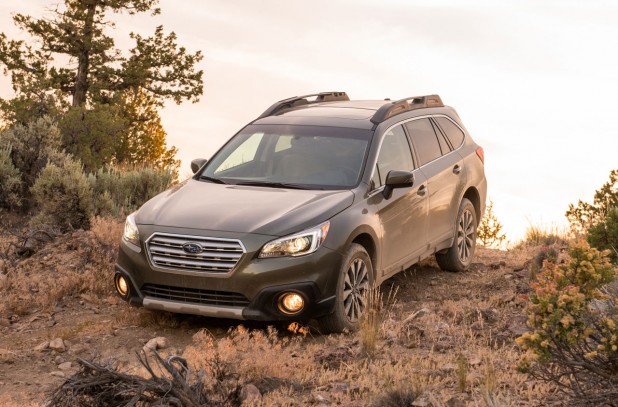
[114,225,342,321]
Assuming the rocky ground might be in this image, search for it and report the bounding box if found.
[0,219,560,406]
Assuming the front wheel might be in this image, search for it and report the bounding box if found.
[318,243,373,334]
[436,198,477,272]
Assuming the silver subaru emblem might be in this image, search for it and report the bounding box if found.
[182,242,203,254]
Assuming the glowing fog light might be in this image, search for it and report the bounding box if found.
[278,292,305,314]
[115,274,129,297]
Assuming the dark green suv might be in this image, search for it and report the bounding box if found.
[114,92,487,333]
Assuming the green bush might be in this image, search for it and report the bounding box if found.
[567,169,617,235]
[517,240,618,404]
[30,154,94,231]
[0,117,63,207]
[0,145,21,210]
[89,165,175,217]
[587,208,618,263]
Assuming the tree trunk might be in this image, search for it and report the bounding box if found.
[72,1,98,107]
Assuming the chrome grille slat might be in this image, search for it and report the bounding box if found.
[147,233,245,273]
[150,245,243,260]
[150,236,242,251]
[142,284,249,307]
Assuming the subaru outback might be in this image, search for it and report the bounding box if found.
[114,92,487,333]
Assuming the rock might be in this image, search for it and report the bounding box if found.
[490,261,507,270]
[434,339,453,352]
[47,319,56,327]
[50,371,65,378]
[144,336,169,351]
[35,341,50,352]
[446,397,466,407]
[312,392,330,404]
[49,338,66,353]
[240,383,262,404]
[58,362,72,370]
[54,356,65,365]
[504,274,514,280]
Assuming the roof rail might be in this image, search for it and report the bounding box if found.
[257,91,349,119]
[370,94,443,124]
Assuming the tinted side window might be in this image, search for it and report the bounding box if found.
[372,125,414,188]
[405,118,441,166]
[431,119,452,155]
[435,117,465,149]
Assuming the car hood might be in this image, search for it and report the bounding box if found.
[135,179,355,236]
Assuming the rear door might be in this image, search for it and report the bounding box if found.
[405,118,466,246]
[367,124,428,275]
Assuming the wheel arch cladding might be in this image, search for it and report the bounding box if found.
[463,187,481,225]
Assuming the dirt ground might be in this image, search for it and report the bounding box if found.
[0,222,557,406]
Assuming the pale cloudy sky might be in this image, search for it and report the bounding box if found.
[1,0,617,241]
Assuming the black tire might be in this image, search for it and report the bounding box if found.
[318,243,373,334]
[436,198,477,272]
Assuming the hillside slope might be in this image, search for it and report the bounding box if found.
[0,222,559,406]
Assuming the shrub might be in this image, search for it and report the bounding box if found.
[566,169,618,236]
[477,200,506,248]
[587,208,618,263]
[0,145,21,210]
[517,240,618,404]
[523,224,567,247]
[0,117,63,207]
[89,165,175,217]
[30,154,94,231]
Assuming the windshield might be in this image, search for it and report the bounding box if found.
[201,124,373,189]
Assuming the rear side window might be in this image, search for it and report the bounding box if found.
[431,119,452,155]
[372,125,414,188]
[405,118,441,166]
[434,117,465,149]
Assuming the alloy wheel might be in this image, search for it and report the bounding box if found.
[343,258,369,322]
[457,209,475,262]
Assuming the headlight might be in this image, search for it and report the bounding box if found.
[259,221,330,258]
[123,213,140,247]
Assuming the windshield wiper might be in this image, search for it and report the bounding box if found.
[234,180,313,190]
[200,175,227,184]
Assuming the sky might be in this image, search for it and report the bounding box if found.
[1,0,617,242]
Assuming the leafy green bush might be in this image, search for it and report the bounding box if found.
[587,208,618,263]
[89,165,175,217]
[567,170,618,235]
[0,116,63,207]
[517,240,618,404]
[0,145,21,210]
[30,154,94,231]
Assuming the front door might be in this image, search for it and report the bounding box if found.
[367,124,428,275]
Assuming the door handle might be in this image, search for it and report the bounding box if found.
[417,185,427,196]
[453,165,461,175]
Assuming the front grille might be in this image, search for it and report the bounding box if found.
[146,233,245,273]
[142,284,250,307]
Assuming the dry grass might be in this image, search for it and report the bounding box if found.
[520,223,569,247]
[0,216,123,317]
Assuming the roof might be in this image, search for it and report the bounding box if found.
[252,92,447,129]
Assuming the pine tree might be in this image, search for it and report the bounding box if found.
[477,200,507,248]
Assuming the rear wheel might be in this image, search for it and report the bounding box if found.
[436,198,477,272]
[318,243,373,333]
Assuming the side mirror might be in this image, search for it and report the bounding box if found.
[383,170,414,199]
[190,158,208,174]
